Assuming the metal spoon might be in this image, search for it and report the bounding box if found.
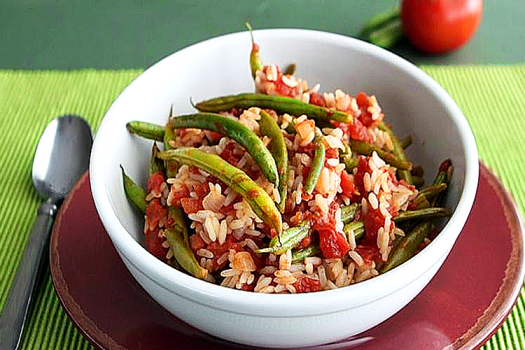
[0,115,93,349]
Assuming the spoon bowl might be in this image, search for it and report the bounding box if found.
[32,115,93,199]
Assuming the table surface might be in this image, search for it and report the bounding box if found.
[1,0,524,69]
[1,1,525,350]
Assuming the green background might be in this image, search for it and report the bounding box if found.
[1,0,524,69]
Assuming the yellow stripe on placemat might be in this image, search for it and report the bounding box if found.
[0,67,524,350]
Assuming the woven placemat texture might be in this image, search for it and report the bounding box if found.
[0,66,524,349]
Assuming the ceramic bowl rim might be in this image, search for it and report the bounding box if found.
[89,28,479,317]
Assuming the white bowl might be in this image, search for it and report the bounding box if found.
[90,29,479,348]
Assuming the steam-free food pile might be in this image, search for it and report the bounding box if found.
[121,30,453,293]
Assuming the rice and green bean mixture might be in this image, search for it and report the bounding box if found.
[121,31,453,293]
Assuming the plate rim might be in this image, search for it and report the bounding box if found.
[49,162,525,350]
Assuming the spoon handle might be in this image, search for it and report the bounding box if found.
[0,199,58,350]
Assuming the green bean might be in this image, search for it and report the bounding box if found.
[165,209,210,281]
[432,159,453,207]
[169,113,279,186]
[412,193,431,210]
[126,121,165,141]
[411,176,448,210]
[341,203,360,224]
[433,159,453,186]
[195,93,352,123]
[304,136,325,194]
[342,154,359,172]
[283,63,296,76]
[359,7,400,39]
[246,22,263,79]
[164,120,179,178]
[256,220,311,255]
[343,221,365,241]
[368,17,403,48]
[380,221,434,273]
[400,135,412,150]
[349,139,411,170]
[284,120,296,135]
[259,111,288,212]
[379,122,413,184]
[158,148,282,235]
[120,165,147,213]
[291,245,321,264]
[394,207,452,223]
[149,143,165,175]
[342,207,449,241]
[417,184,448,201]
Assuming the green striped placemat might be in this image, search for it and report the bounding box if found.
[0,66,524,349]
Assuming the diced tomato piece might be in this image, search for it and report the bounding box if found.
[356,91,384,128]
[193,182,210,199]
[298,234,312,249]
[240,282,256,291]
[189,233,206,251]
[318,229,350,259]
[205,130,223,143]
[219,142,238,166]
[297,143,316,157]
[245,168,261,180]
[301,192,313,202]
[206,236,237,258]
[180,197,203,214]
[168,185,189,207]
[356,91,369,106]
[293,276,321,293]
[355,244,381,265]
[356,92,373,127]
[220,197,240,216]
[302,164,311,178]
[351,156,370,201]
[147,171,165,194]
[350,118,373,142]
[334,119,372,143]
[145,198,167,229]
[145,228,167,260]
[189,167,201,174]
[309,92,326,107]
[325,148,339,159]
[363,207,385,245]
[340,171,355,197]
[274,78,297,97]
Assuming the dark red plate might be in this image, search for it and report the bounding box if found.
[50,163,525,350]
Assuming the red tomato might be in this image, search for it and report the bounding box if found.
[318,229,350,259]
[401,0,483,54]
[189,234,206,251]
[294,276,321,293]
[147,171,165,194]
[145,229,167,260]
[180,197,203,214]
[309,92,326,107]
[355,92,375,127]
[145,198,167,229]
[340,171,355,198]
